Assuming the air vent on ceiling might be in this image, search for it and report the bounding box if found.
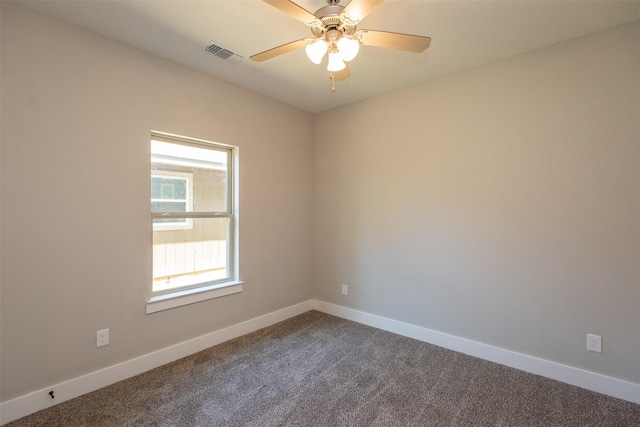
[204,41,244,64]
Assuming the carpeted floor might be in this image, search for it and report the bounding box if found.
[7,311,640,426]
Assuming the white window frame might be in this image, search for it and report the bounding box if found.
[151,171,193,231]
[147,131,241,314]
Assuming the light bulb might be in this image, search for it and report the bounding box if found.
[337,37,359,62]
[327,51,346,72]
[305,39,327,65]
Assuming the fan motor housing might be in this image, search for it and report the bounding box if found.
[315,4,343,20]
[311,4,356,38]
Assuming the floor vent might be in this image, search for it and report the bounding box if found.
[204,42,244,64]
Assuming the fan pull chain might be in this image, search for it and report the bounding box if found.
[330,72,336,92]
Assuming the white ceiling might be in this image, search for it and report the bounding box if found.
[19,0,640,113]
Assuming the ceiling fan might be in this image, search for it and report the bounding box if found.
[250,0,431,91]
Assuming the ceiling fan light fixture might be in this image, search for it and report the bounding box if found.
[305,39,328,64]
[337,36,359,61]
[327,50,346,72]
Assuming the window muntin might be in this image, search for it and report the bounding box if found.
[151,134,236,296]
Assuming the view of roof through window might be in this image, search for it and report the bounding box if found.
[151,139,227,171]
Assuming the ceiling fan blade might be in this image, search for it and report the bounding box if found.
[333,63,350,81]
[250,38,310,62]
[262,0,322,27]
[340,0,384,26]
[355,29,431,53]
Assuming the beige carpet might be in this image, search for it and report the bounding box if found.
[7,311,640,426]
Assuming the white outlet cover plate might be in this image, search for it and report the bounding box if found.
[97,328,109,348]
[587,333,602,353]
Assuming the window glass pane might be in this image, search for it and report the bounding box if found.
[152,217,230,293]
[151,140,228,213]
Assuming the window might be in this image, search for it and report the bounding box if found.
[147,132,240,313]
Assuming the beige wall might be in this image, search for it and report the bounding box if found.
[313,21,639,383]
[1,2,313,400]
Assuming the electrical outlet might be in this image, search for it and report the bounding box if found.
[342,284,348,296]
[587,333,601,353]
[97,328,109,348]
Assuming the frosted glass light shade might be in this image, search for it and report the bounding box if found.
[337,37,359,62]
[305,39,327,64]
[327,51,346,71]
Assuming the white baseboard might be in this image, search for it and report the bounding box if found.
[312,300,640,405]
[3,298,638,425]
[0,300,314,425]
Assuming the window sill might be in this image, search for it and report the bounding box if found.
[146,280,243,314]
